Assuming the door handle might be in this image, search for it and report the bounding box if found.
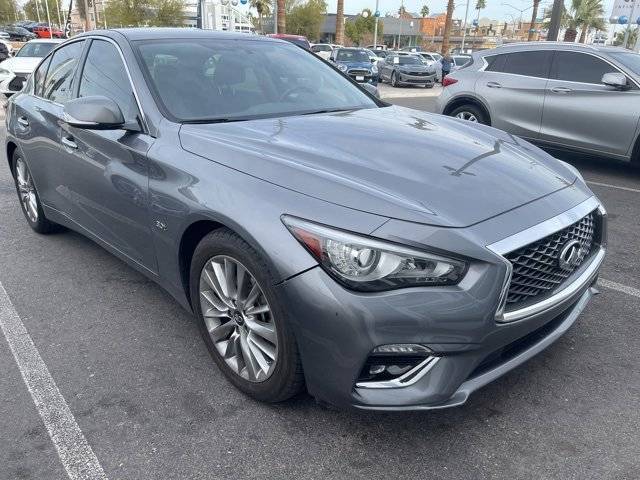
[486,81,502,88]
[17,116,29,127]
[61,136,78,150]
[550,86,573,94]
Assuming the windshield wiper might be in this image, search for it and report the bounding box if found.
[300,108,354,116]
[182,117,251,124]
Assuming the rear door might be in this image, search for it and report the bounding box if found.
[476,50,552,139]
[540,50,639,158]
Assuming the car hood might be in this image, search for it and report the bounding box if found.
[398,64,431,72]
[338,61,373,70]
[1,56,41,73]
[179,106,577,228]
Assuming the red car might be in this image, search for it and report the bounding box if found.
[267,33,310,50]
[32,26,64,39]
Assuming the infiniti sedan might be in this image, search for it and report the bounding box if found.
[5,29,606,410]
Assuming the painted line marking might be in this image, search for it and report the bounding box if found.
[587,181,640,194]
[599,278,640,299]
[0,281,107,480]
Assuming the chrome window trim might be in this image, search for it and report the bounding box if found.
[487,196,604,323]
[355,356,440,389]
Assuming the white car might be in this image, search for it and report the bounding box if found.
[0,39,64,96]
[310,43,341,60]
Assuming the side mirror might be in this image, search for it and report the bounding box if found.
[63,95,132,130]
[370,58,376,63]
[602,72,629,90]
[361,82,380,99]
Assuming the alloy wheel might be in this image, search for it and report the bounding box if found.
[199,255,278,383]
[455,111,478,122]
[15,158,38,223]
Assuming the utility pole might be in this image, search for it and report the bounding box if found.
[44,0,52,37]
[373,0,379,48]
[547,0,563,41]
[461,0,471,51]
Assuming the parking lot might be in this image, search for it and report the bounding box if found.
[1,91,639,480]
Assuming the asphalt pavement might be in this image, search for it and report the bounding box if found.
[1,97,639,480]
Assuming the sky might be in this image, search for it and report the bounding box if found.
[321,0,618,24]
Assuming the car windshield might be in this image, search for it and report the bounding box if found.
[432,53,442,61]
[609,51,640,76]
[16,42,55,58]
[136,39,378,123]
[397,56,421,65]
[336,50,370,62]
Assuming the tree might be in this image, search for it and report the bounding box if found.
[441,0,454,55]
[577,0,604,43]
[614,27,638,47]
[528,0,540,41]
[0,0,14,24]
[286,0,326,41]
[344,8,383,45]
[335,0,344,44]
[250,0,271,33]
[152,0,185,26]
[543,0,604,43]
[104,0,184,27]
[420,5,429,17]
[24,0,61,25]
[277,0,285,33]
[474,0,485,35]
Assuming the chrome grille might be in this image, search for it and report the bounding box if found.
[504,212,596,309]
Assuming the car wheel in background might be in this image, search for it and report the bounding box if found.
[449,104,488,125]
[190,229,304,403]
[391,71,399,87]
[11,152,63,234]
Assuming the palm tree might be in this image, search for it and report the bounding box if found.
[527,0,540,41]
[336,0,344,45]
[474,0,486,36]
[577,0,605,43]
[250,0,271,33]
[277,0,285,34]
[421,5,429,17]
[441,0,455,55]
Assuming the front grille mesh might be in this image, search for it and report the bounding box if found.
[504,212,596,309]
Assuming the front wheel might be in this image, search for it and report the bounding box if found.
[11,153,62,234]
[190,229,304,403]
[391,71,399,87]
[449,104,489,125]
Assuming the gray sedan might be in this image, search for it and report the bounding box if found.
[5,29,605,410]
[437,43,640,164]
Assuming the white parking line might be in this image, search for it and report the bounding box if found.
[587,181,640,194]
[0,281,107,480]
[599,278,640,299]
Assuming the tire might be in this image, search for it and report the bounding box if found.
[391,71,399,87]
[11,152,63,234]
[189,228,304,403]
[449,104,489,125]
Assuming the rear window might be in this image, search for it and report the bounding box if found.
[485,50,552,79]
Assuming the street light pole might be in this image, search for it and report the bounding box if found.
[373,0,379,48]
[461,0,471,51]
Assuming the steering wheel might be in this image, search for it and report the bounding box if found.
[279,84,316,102]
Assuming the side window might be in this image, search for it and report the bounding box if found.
[78,40,138,122]
[552,51,617,85]
[42,41,85,104]
[33,56,52,97]
[485,54,506,72]
[498,51,552,79]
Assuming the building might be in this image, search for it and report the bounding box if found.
[319,13,422,48]
[183,1,255,32]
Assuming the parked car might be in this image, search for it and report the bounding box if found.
[435,54,471,81]
[310,43,341,60]
[0,30,9,40]
[32,25,65,39]
[0,38,63,95]
[379,53,436,87]
[1,25,37,41]
[330,47,378,85]
[437,42,640,164]
[267,33,310,50]
[417,51,442,66]
[6,29,606,411]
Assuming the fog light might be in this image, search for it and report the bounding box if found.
[373,344,432,355]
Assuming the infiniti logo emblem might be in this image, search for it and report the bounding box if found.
[558,239,582,271]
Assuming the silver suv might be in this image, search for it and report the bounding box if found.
[437,43,640,164]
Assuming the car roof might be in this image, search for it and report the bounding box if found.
[25,38,65,43]
[75,28,279,43]
[492,41,631,55]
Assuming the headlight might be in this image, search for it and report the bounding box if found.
[559,160,586,183]
[282,216,467,291]
[337,64,348,72]
[371,65,378,74]
[0,68,11,76]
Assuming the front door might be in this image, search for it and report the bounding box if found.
[59,39,157,272]
[540,50,640,158]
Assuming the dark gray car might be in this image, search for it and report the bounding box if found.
[5,29,606,410]
[437,42,640,164]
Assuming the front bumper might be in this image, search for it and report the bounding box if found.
[397,71,436,85]
[347,71,378,85]
[278,198,605,410]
